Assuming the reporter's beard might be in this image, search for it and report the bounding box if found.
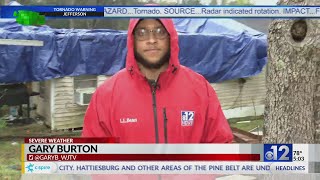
[134,49,170,70]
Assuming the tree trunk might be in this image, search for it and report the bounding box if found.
[264,0,320,144]
[262,0,320,178]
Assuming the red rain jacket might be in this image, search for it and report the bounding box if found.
[81,18,233,180]
[82,18,233,143]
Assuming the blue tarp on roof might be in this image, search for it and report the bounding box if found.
[0,18,267,84]
[173,18,267,83]
[173,18,263,35]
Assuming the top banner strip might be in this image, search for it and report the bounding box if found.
[103,6,320,18]
[1,6,320,18]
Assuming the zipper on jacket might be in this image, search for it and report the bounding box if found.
[150,80,159,143]
[163,108,168,143]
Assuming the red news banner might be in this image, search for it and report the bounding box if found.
[23,138,261,161]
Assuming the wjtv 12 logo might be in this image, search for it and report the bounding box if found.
[264,144,293,162]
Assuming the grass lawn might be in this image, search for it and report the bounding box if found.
[0,123,50,137]
[0,122,81,180]
[0,140,22,180]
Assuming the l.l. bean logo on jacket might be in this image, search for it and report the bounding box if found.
[120,118,138,124]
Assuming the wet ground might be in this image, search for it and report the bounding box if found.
[0,120,80,180]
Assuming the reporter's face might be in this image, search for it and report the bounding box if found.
[134,19,170,69]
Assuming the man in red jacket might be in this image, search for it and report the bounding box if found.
[82,18,233,143]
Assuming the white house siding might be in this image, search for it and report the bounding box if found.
[33,80,52,127]
[52,75,111,130]
[53,77,87,130]
[212,68,266,109]
[212,68,266,118]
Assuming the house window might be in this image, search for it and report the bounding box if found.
[74,75,97,90]
[74,75,97,105]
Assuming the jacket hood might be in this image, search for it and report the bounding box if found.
[125,18,180,76]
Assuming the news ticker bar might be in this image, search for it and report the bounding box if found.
[22,161,313,174]
[21,142,320,163]
[1,6,320,18]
